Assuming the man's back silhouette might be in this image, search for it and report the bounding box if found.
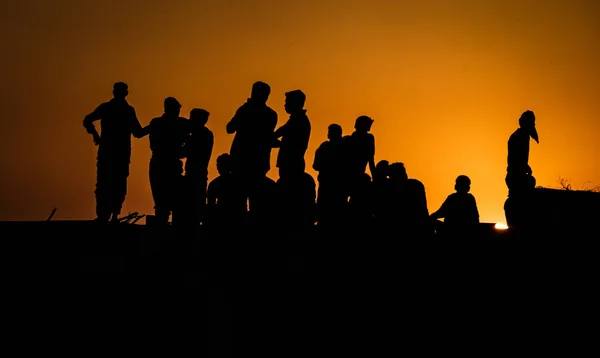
[431,175,480,227]
[313,124,346,226]
[83,82,145,222]
[207,153,247,228]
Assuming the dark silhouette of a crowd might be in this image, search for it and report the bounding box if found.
[84,81,540,234]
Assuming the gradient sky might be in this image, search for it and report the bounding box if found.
[1,0,598,223]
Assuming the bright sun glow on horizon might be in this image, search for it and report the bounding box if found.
[495,223,509,230]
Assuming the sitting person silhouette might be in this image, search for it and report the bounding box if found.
[206,153,247,228]
[387,162,430,236]
[430,175,480,230]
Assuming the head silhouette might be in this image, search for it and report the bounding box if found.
[327,124,342,141]
[355,116,374,134]
[164,97,181,116]
[455,175,471,194]
[113,82,128,100]
[389,162,408,181]
[190,108,210,127]
[216,153,232,175]
[284,90,306,114]
[518,110,538,144]
[250,81,271,103]
[375,160,390,179]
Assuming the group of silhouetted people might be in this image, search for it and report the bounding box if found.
[84,81,540,234]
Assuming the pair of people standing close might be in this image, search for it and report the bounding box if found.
[225,82,312,228]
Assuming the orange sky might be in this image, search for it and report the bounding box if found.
[1,0,598,224]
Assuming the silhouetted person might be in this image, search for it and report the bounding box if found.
[83,82,145,222]
[182,108,214,226]
[207,153,247,229]
[506,110,539,197]
[274,90,311,180]
[227,81,278,213]
[313,124,347,227]
[343,116,376,199]
[430,175,479,235]
[144,97,190,225]
[276,172,316,231]
[387,162,430,236]
[372,160,392,223]
[504,110,539,231]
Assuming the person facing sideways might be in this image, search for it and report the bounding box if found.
[343,115,376,197]
[273,89,311,181]
[206,153,247,228]
[181,108,214,226]
[430,175,480,227]
[143,97,190,226]
[506,110,539,197]
[83,81,146,223]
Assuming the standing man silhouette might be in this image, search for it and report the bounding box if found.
[182,108,214,226]
[83,82,145,222]
[226,81,278,213]
[144,97,190,226]
[274,90,311,180]
[506,110,539,196]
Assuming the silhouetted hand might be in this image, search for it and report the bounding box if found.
[92,132,100,146]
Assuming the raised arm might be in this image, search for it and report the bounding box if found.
[226,107,244,134]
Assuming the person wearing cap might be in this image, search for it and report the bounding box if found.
[143,97,190,225]
[506,110,539,197]
[504,110,539,230]
[83,81,146,223]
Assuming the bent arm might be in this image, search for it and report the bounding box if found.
[83,111,100,135]
[226,108,243,134]
[431,198,452,222]
[131,110,148,138]
[136,124,151,138]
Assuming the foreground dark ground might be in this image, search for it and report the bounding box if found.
[1,220,596,354]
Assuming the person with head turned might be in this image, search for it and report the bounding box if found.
[83,81,145,223]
